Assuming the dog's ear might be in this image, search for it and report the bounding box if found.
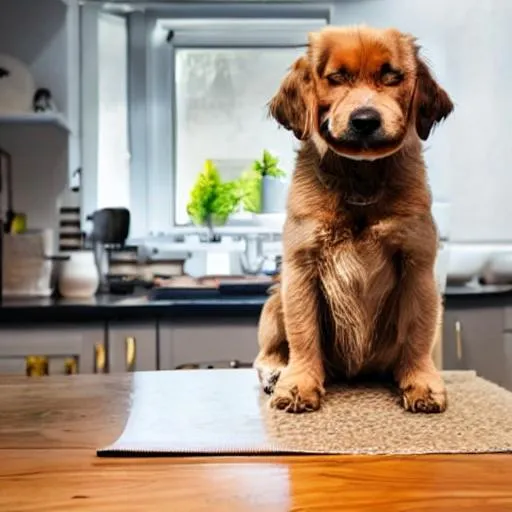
[414,52,454,141]
[268,56,316,141]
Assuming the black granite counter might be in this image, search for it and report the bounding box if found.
[0,284,511,325]
[0,293,268,324]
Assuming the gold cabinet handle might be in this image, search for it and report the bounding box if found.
[126,337,136,372]
[64,357,78,375]
[455,321,463,360]
[95,343,106,373]
[26,356,49,377]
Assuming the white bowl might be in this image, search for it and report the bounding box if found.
[446,244,491,285]
[482,252,512,284]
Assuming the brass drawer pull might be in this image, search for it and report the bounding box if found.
[26,356,49,377]
[455,321,463,360]
[95,343,106,373]
[64,357,78,375]
[126,337,136,372]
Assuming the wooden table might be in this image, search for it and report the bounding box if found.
[1,373,512,512]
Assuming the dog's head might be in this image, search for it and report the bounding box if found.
[269,25,454,160]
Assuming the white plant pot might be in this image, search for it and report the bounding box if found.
[261,176,287,213]
[58,250,99,298]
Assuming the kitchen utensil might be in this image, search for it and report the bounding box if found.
[87,208,131,292]
[87,208,130,245]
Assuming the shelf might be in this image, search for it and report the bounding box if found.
[0,112,70,132]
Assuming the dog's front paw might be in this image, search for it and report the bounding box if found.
[400,382,447,413]
[270,370,324,413]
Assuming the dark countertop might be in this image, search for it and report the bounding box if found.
[0,293,268,324]
[0,284,511,325]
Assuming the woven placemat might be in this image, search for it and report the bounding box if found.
[97,369,512,456]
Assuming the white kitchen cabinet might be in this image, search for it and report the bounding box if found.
[0,0,81,238]
[108,322,158,373]
[0,325,106,376]
[159,319,259,370]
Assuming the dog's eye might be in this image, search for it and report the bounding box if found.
[326,67,352,86]
[379,63,404,86]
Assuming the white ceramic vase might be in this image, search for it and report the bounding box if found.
[261,176,288,213]
[58,250,99,298]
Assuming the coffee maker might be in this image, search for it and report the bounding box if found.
[87,208,130,292]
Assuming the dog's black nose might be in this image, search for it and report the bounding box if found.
[349,108,381,136]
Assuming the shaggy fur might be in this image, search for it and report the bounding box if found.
[254,25,453,413]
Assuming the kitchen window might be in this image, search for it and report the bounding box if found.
[129,12,329,236]
[173,46,303,225]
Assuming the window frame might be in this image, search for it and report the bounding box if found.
[127,6,330,238]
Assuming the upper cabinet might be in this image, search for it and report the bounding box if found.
[0,0,80,237]
[0,0,80,179]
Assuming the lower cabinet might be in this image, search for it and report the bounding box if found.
[159,319,260,370]
[107,322,158,372]
[0,325,107,376]
[443,307,511,390]
[504,333,512,391]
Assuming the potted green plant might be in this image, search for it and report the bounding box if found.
[238,168,262,213]
[251,150,287,214]
[186,159,241,241]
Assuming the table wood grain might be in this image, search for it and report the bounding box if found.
[1,373,512,511]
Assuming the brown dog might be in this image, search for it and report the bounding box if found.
[254,25,454,414]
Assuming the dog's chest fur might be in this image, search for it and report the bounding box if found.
[316,209,400,378]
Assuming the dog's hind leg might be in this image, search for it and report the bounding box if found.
[253,289,288,394]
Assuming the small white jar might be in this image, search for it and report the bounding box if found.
[58,250,99,298]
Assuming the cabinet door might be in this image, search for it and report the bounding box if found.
[503,334,512,391]
[0,325,106,376]
[443,307,508,387]
[442,309,467,371]
[159,319,259,370]
[108,322,157,373]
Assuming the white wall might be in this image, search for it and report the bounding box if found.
[332,0,512,243]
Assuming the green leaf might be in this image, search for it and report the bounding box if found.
[186,159,242,226]
[239,169,262,213]
[251,149,286,178]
